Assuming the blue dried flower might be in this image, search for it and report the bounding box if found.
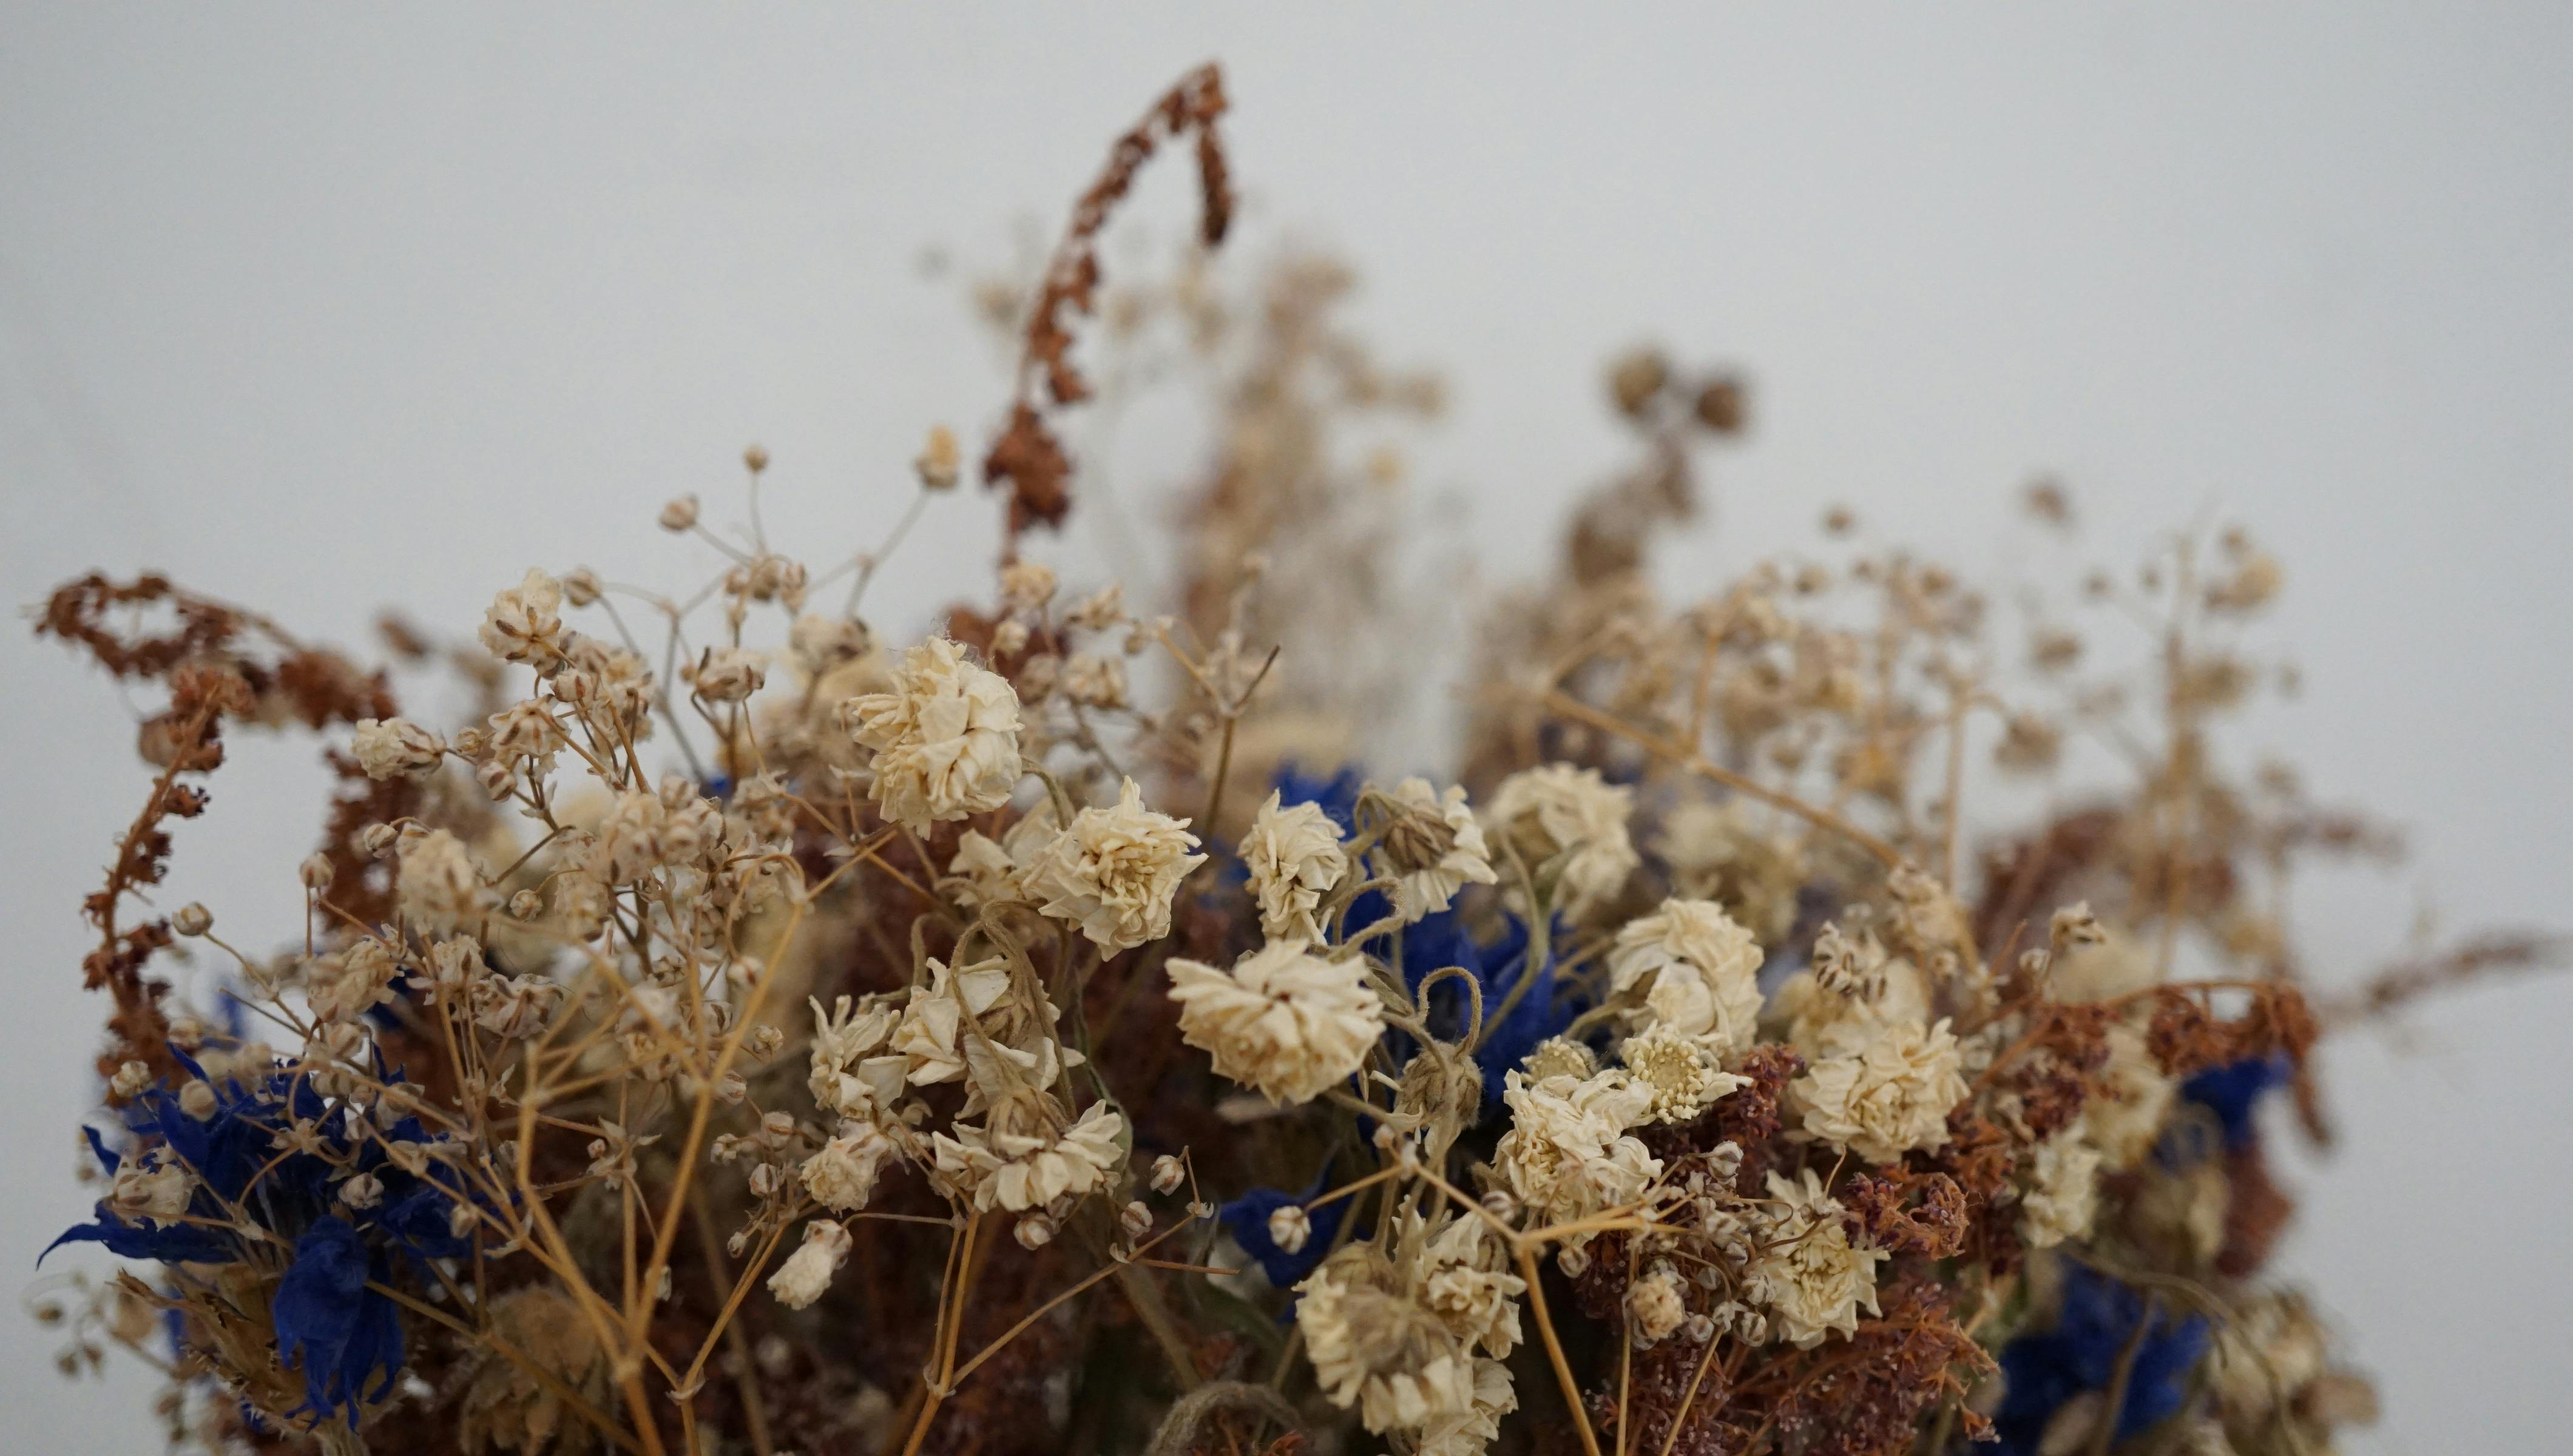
[271,1216,405,1423]
[1992,1264,2210,1453]
[2180,1055,2289,1152]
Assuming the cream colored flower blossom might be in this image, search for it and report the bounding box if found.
[1608,898,1765,1051]
[1417,1213,1526,1358]
[351,717,445,780]
[1628,1264,1687,1343]
[1791,1016,1967,1164]
[930,1100,1126,1213]
[1240,790,1350,942]
[801,1125,901,1212]
[1373,778,1498,923]
[1297,1247,1480,1434]
[1618,1025,1749,1124]
[108,1156,194,1224]
[944,829,1020,909]
[307,940,402,1026]
[842,636,1024,832]
[1771,932,1933,1051]
[2019,1127,2103,1249]
[2212,1292,2330,1419]
[767,1219,851,1310]
[1415,1360,1516,1456]
[1061,652,1127,709]
[1167,940,1382,1105]
[1020,778,1204,951]
[692,645,767,704]
[1484,763,1638,915]
[1492,1068,1662,1238]
[397,829,493,934]
[1748,1168,1887,1348]
[890,957,1016,1088]
[480,568,566,668]
[806,994,906,1121]
[2084,1022,2177,1169]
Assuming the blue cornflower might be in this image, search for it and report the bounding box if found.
[2180,1056,2289,1152]
[271,1216,405,1423]
[1992,1264,2210,1453]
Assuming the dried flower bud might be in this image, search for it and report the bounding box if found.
[338,1172,385,1210]
[298,853,337,892]
[178,1080,218,1120]
[743,443,770,474]
[171,903,212,937]
[2050,902,2106,954]
[1000,559,1058,615]
[166,1016,205,1053]
[109,1061,150,1099]
[915,425,960,491]
[1014,1213,1058,1250]
[1120,1201,1153,1240]
[1610,348,1669,416]
[1267,1205,1312,1255]
[1480,1188,1521,1224]
[1694,376,1747,433]
[1149,1154,1186,1195]
[351,716,446,781]
[659,494,701,532]
[360,823,400,857]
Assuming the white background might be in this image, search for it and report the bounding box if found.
[4,6,2568,1451]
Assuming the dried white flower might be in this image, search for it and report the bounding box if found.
[999,559,1058,615]
[802,1125,901,1212]
[1167,940,1383,1105]
[1492,1067,1661,1239]
[1608,898,1765,1052]
[1297,1247,1480,1434]
[1268,1204,1313,1255]
[479,568,566,669]
[307,939,402,1025]
[1415,1359,1517,1456]
[1484,763,1638,915]
[1627,1264,1687,1343]
[1149,1153,1186,1195]
[692,645,767,704]
[1748,1168,1887,1348]
[1239,791,1350,942]
[2019,1127,2103,1249]
[2084,1022,2178,1169]
[1618,1025,1749,1124]
[108,1157,193,1224]
[1791,1016,1968,1164]
[931,1100,1126,1213]
[842,636,1024,832]
[396,829,493,934]
[1019,778,1204,951]
[171,903,212,937]
[767,1219,851,1310]
[1372,778,1498,924]
[1061,652,1127,709]
[351,716,445,780]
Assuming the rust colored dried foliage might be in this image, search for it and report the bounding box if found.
[986,62,1233,538]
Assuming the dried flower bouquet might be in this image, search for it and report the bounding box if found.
[32,62,2561,1456]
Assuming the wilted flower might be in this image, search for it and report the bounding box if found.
[1748,1168,1888,1348]
[1240,790,1350,942]
[1168,940,1382,1105]
[1608,898,1765,1051]
[351,717,445,780]
[842,636,1024,832]
[1484,763,1638,915]
[1371,778,1499,924]
[767,1219,852,1310]
[1791,1016,1968,1164]
[1019,778,1204,950]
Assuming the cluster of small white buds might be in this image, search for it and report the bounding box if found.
[1267,1205,1313,1255]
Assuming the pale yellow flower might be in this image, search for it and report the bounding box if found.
[2019,1127,2103,1249]
[1167,940,1382,1105]
[1608,898,1765,1052]
[1791,1016,1968,1164]
[842,635,1024,832]
[1485,763,1638,915]
[1019,778,1205,950]
[1240,790,1350,942]
[1748,1168,1887,1347]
